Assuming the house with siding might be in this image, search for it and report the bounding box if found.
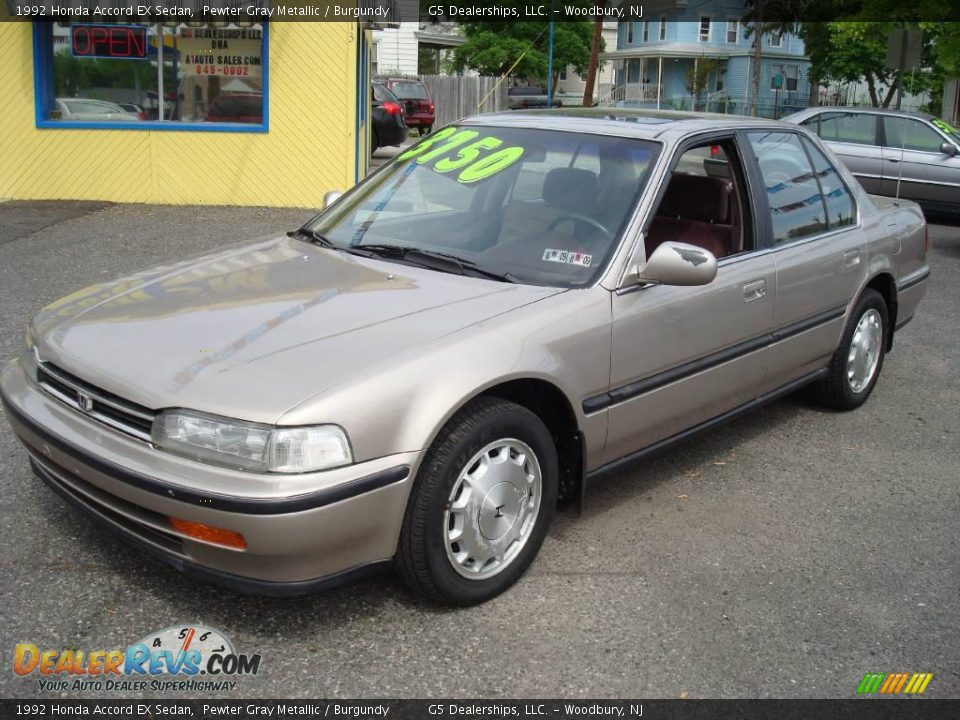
[372,0,463,76]
[554,22,621,103]
[602,6,812,117]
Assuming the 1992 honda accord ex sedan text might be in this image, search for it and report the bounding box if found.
[1,110,931,605]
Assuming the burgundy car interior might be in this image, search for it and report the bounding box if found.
[645,168,742,260]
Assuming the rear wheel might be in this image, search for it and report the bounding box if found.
[813,289,888,410]
[422,125,433,136]
[397,397,558,606]
[371,130,381,154]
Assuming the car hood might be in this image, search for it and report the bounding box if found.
[32,236,562,423]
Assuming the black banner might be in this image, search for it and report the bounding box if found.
[0,700,957,720]
[2,0,959,22]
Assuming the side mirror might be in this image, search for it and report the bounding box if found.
[635,241,718,287]
[940,142,958,157]
[323,191,342,208]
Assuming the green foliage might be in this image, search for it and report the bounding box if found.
[450,5,597,82]
[799,22,945,108]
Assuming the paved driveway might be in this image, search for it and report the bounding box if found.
[0,201,957,699]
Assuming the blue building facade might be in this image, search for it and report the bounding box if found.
[603,5,812,117]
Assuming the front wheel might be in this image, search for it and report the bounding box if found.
[813,289,888,410]
[397,397,558,606]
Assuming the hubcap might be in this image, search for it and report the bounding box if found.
[443,439,542,580]
[847,308,882,394]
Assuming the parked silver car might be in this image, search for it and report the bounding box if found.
[55,98,141,122]
[784,107,960,215]
[1,110,930,605]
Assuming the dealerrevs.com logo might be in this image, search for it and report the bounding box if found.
[14,625,261,693]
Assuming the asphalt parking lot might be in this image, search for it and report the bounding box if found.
[0,200,957,699]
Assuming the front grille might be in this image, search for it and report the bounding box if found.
[37,361,156,442]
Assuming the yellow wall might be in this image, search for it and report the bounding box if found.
[0,23,363,208]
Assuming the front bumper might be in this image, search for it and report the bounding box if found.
[0,359,419,596]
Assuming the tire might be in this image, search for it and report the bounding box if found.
[371,130,380,155]
[422,125,433,136]
[397,397,558,606]
[813,289,889,411]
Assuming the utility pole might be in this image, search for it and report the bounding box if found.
[582,11,604,107]
[547,13,555,108]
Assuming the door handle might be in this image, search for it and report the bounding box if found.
[742,279,766,302]
[842,249,861,269]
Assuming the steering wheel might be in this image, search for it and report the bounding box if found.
[546,213,613,240]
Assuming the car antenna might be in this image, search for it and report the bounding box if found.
[893,65,918,204]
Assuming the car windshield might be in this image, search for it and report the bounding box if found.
[305,126,659,288]
[391,82,428,99]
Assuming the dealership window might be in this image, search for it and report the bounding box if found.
[33,22,268,131]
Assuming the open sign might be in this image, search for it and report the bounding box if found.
[71,25,148,60]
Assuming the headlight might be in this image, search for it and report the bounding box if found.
[151,410,352,474]
[21,329,39,383]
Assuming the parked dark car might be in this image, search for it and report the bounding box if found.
[204,93,263,124]
[371,83,409,153]
[507,86,563,110]
[380,77,435,134]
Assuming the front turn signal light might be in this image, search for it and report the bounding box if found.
[169,517,247,549]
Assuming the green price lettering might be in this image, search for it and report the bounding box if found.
[416,130,479,164]
[457,147,525,184]
[434,137,503,173]
[396,126,458,162]
[396,127,525,183]
[932,118,958,135]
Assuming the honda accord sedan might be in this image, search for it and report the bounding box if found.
[1,110,930,605]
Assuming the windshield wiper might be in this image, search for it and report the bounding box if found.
[289,227,337,249]
[348,244,516,283]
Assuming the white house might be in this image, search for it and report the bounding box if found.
[555,21,620,103]
[372,2,463,77]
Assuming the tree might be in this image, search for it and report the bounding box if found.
[800,22,942,108]
[450,6,595,88]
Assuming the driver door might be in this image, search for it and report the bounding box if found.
[601,134,776,466]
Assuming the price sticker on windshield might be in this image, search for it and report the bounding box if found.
[397,127,525,184]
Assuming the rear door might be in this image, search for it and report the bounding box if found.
[744,130,866,394]
[802,111,884,194]
[879,115,960,206]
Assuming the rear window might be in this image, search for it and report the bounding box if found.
[390,82,428,100]
[373,85,398,103]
